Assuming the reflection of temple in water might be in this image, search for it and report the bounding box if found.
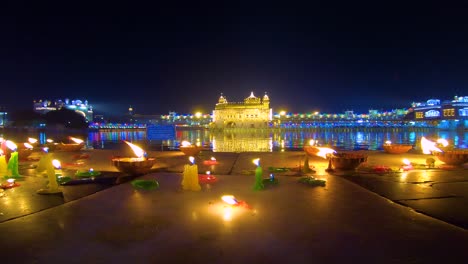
[211,131,273,152]
[212,92,272,129]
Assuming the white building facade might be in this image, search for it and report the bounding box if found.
[212,92,272,129]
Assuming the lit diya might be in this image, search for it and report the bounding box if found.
[432,150,468,166]
[111,141,156,175]
[75,168,102,177]
[329,151,368,170]
[179,141,203,156]
[199,171,218,183]
[382,141,413,154]
[1,178,20,189]
[17,142,34,160]
[401,158,413,171]
[56,137,85,152]
[221,195,251,209]
[203,157,219,165]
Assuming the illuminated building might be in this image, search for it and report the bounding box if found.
[411,96,468,120]
[411,96,468,129]
[33,98,93,121]
[212,92,272,129]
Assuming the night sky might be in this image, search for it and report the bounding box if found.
[1,2,467,116]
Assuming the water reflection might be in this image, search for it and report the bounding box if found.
[1,128,467,152]
[212,131,272,152]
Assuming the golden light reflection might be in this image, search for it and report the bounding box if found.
[400,172,408,181]
[223,207,233,222]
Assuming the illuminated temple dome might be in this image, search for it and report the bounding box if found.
[212,92,272,129]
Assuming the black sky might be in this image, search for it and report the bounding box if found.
[1,2,467,115]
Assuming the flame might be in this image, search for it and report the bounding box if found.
[211,157,216,161]
[221,195,238,205]
[421,137,442,154]
[181,141,192,147]
[402,158,411,165]
[28,138,38,144]
[437,138,449,147]
[309,139,315,146]
[315,147,337,159]
[23,143,33,149]
[123,141,146,158]
[206,171,211,175]
[70,137,84,144]
[189,156,195,164]
[46,139,54,143]
[52,159,61,169]
[253,158,260,166]
[7,178,15,184]
[385,140,392,145]
[43,147,49,153]
[5,140,17,151]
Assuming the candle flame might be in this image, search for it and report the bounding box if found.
[315,147,336,159]
[253,158,260,166]
[385,140,392,145]
[123,141,146,158]
[206,171,211,175]
[28,138,38,144]
[46,139,54,143]
[189,156,195,164]
[437,138,449,147]
[221,195,238,205]
[181,141,192,147]
[5,140,17,151]
[7,178,15,184]
[211,157,216,161]
[421,137,442,154]
[70,137,84,144]
[52,159,61,169]
[43,147,49,153]
[24,143,33,149]
[309,139,315,146]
